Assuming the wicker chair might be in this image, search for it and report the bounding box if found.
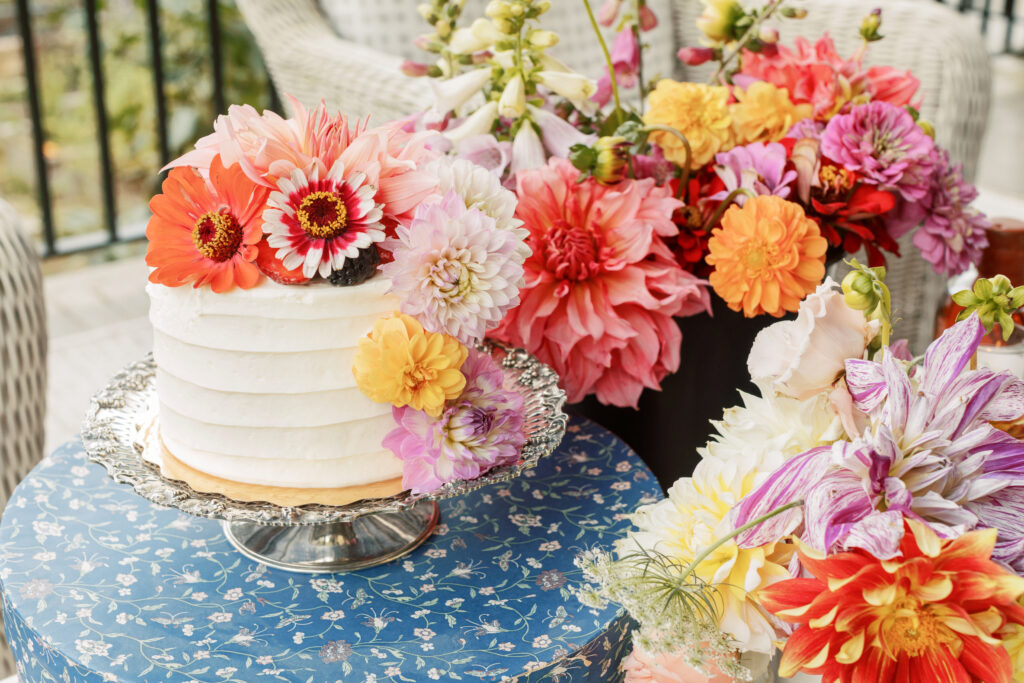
[236,0,991,352]
[0,198,47,679]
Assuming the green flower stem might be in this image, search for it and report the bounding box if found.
[641,124,692,194]
[678,500,805,585]
[632,0,645,113]
[702,187,755,229]
[708,0,786,84]
[582,0,621,111]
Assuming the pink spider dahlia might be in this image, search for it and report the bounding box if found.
[491,158,710,408]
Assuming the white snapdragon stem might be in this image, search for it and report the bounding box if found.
[509,121,546,177]
[429,68,493,115]
[498,74,527,118]
[528,105,594,158]
[444,101,500,145]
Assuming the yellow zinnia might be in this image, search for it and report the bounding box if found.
[643,80,733,169]
[353,313,468,417]
[730,81,814,145]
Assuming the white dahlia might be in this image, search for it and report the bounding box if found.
[424,157,531,263]
[699,384,843,464]
[381,191,524,344]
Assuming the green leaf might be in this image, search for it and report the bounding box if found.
[952,290,979,307]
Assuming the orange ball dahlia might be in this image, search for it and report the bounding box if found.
[706,195,827,317]
[757,519,1024,683]
[146,156,269,293]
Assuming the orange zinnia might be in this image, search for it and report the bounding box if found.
[146,156,269,292]
[757,519,1024,683]
[706,195,826,317]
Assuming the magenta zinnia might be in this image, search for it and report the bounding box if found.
[263,160,384,279]
[383,349,525,494]
[491,158,709,408]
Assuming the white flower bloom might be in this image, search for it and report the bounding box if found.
[535,71,598,113]
[423,156,529,261]
[444,101,499,145]
[429,68,493,115]
[498,73,527,119]
[509,122,546,177]
[449,18,501,54]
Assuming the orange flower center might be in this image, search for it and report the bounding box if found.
[298,191,348,239]
[544,220,602,281]
[404,363,437,393]
[880,602,958,658]
[191,211,243,262]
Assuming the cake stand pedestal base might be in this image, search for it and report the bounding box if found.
[221,499,440,573]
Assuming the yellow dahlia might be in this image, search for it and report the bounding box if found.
[643,80,733,168]
[706,195,827,317]
[353,313,468,417]
[730,81,813,145]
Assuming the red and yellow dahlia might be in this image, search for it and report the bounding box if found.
[146,156,268,292]
[757,519,1024,683]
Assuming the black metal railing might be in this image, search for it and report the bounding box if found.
[936,0,1023,54]
[11,0,279,258]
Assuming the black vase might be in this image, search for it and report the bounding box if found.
[568,295,785,490]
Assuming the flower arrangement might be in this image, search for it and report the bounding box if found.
[147,96,531,495]
[399,0,989,409]
[574,268,1024,682]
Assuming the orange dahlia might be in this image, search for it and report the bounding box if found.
[757,519,1024,683]
[706,195,827,317]
[146,156,268,292]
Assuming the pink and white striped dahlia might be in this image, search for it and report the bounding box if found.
[263,161,384,279]
[381,191,524,345]
[734,315,1024,569]
[490,158,710,408]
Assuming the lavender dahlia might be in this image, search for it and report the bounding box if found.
[712,142,797,206]
[734,315,1024,569]
[820,101,935,201]
[383,349,526,494]
[382,191,524,345]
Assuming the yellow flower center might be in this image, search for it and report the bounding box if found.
[820,166,855,196]
[880,602,958,658]
[191,211,243,262]
[740,239,773,275]
[297,191,348,239]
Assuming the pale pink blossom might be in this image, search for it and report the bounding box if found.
[623,646,732,683]
[748,278,877,399]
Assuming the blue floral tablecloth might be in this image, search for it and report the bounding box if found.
[0,416,659,683]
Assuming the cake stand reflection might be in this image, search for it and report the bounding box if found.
[81,342,567,574]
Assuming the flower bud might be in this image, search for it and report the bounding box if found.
[676,46,716,66]
[498,73,527,118]
[435,19,451,39]
[535,0,551,14]
[530,29,559,49]
[918,119,936,139]
[485,0,510,18]
[593,136,630,184]
[696,0,745,43]
[758,26,779,44]
[509,3,524,16]
[841,270,877,311]
[400,60,432,77]
[597,0,623,27]
[859,8,883,42]
[638,3,658,31]
[780,7,808,18]
[417,3,434,20]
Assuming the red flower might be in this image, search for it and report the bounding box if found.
[757,519,1024,683]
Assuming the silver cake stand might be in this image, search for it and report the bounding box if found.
[81,342,567,574]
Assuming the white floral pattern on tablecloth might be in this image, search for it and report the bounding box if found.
[0,416,658,682]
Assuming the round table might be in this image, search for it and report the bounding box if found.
[0,416,659,682]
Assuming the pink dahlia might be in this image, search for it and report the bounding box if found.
[820,101,935,201]
[381,191,524,344]
[383,349,526,494]
[263,161,384,278]
[913,149,990,275]
[712,142,796,206]
[491,158,710,408]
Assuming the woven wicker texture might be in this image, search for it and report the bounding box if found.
[0,199,46,678]
[237,0,990,353]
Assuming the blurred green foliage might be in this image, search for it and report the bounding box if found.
[0,0,276,245]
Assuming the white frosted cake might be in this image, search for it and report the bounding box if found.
[147,277,406,502]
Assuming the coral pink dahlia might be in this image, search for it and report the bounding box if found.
[491,158,710,408]
[263,160,384,279]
